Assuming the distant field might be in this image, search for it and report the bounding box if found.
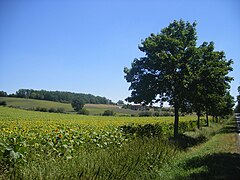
[0,97,138,115]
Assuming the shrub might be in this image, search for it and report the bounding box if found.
[0,101,6,106]
[48,108,57,113]
[153,111,160,117]
[138,111,152,117]
[56,108,66,113]
[78,109,89,115]
[35,107,48,112]
[102,110,115,116]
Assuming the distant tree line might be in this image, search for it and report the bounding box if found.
[0,89,113,104]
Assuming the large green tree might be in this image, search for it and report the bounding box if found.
[124,20,198,137]
[188,42,233,127]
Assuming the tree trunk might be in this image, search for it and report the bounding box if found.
[206,113,209,127]
[174,106,179,138]
[197,114,200,129]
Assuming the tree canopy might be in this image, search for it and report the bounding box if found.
[8,89,113,104]
[124,19,233,137]
[71,98,85,112]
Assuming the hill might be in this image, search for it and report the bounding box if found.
[0,97,138,116]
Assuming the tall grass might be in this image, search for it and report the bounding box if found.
[6,137,177,180]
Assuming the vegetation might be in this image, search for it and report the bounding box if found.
[235,86,240,113]
[124,19,233,137]
[0,106,237,179]
[71,98,84,112]
[0,101,6,106]
[0,97,139,116]
[158,117,240,179]
[7,89,113,104]
[102,110,115,116]
[0,106,198,179]
[0,91,7,97]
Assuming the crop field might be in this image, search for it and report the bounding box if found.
[0,106,197,179]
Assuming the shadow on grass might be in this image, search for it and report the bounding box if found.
[170,134,207,150]
[178,153,240,180]
[217,121,238,134]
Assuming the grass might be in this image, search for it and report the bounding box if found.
[0,97,138,115]
[158,117,240,179]
[10,137,178,180]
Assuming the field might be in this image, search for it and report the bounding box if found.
[0,106,197,179]
[0,97,138,115]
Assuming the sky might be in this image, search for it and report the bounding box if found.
[0,0,239,103]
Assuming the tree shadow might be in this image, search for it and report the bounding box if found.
[217,121,238,134]
[177,153,240,180]
[170,134,207,150]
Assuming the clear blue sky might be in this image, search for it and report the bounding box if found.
[0,0,239,103]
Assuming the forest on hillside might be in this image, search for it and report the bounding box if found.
[0,89,113,104]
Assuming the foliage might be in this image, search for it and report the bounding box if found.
[0,91,8,97]
[102,110,115,116]
[0,106,198,179]
[11,89,113,104]
[138,111,152,117]
[117,100,124,105]
[124,19,198,137]
[124,19,233,136]
[0,101,6,106]
[71,98,84,112]
[0,97,139,116]
[77,109,89,115]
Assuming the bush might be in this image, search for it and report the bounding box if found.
[102,110,115,116]
[138,111,152,117]
[35,107,48,112]
[153,111,160,117]
[48,108,57,113]
[56,108,65,113]
[0,101,6,106]
[78,109,89,115]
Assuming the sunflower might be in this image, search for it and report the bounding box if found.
[58,134,63,139]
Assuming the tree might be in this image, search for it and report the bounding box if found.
[71,98,84,112]
[102,110,115,116]
[117,100,124,105]
[0,91,7,97]
[124,20,198,138]
[188,42,233,127]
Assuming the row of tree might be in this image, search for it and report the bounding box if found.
[124,20,234,137]
[0,89,113,104]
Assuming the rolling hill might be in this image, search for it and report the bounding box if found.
[0,97,138,116]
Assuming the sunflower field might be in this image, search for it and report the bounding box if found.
[0,106,197,179]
